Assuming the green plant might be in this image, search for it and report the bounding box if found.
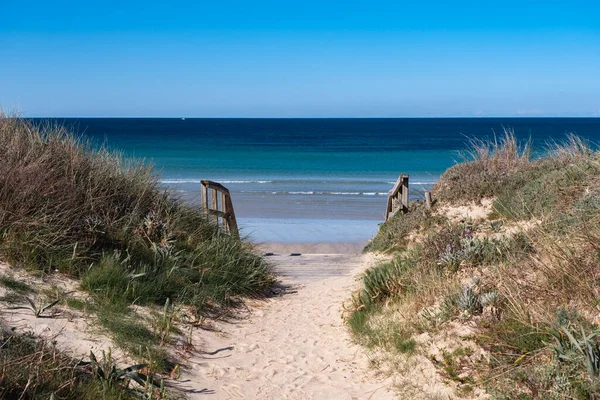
[434,348,475,384]
[92,300,172,373]
[392,331,416,353]
[434,129,532,202]
[80,350,164,398]
[457,285,482,315]
[0,329,139,399]
[361,257,409,303]
[437,244,463,271]
[494,159,600,221]
[153,298,179,346]
[365,202,445,253]
[551,326,600,381]
[445,279,498,318]
[0,116,274,311]
[490,220,504,232]
[7,296,60,317]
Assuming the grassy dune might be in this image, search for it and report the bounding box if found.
[354,130,600,398]
[0,116,274,398]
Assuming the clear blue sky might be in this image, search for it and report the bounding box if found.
[1,1,599,117]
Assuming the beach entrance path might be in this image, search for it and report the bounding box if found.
[181,250,396,399]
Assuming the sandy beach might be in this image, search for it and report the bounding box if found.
[179,248,398,399]
[255,241,366,255]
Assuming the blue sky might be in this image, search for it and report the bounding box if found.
[1,1,599,117]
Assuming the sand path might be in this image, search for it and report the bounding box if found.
[180,252,396,399]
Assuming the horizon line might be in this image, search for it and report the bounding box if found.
[22,115,600,119]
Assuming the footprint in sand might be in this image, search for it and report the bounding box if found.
[181,253,398,399]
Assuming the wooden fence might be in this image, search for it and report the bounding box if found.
[201,180,239,237]
[385,174,409,221]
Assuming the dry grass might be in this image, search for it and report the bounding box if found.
[358,130,600,398]
[465,128,532,170]
[0,116,274,308]
[434,128,533,203]
[0,116,275,397]
[0,326,160,399]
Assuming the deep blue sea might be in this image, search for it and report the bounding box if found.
[41,118,600,243]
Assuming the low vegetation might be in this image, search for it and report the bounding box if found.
[355,129,600,398]
[0,116,274,397]
[0,325,173,399]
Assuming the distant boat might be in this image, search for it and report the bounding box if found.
[181,117,186,120]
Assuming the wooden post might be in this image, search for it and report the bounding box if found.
[401,174,409,214]
[385,195,393,221]
[224,194,239,238]
[201,183,208,212]
[220,192,228,234]
[425,191,432,210]
[211,189,218,224]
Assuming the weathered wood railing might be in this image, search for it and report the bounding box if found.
[385,174,409,221]
[201,180,239,237]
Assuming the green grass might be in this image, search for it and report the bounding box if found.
[347,305,416,354]
[434,129,532,203]
[0,116,276,396]
[493,159,600,221]
[392,332,416,353]
[66,297,87,311]
[0,116,274,310]
[436,348,476,385]
[479,318,548,359]
[94,301,172,373]
[0,329,140,399]
[365,202,445,253]
[0,117,274,306]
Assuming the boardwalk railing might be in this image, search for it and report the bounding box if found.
[385,174,409,221]
[201,180,239,237]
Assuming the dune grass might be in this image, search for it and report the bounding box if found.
[358,130,600,398]
[0,116,274,306]
[0,116,275,396]
[0,327,159,399]
[434,128,533,203]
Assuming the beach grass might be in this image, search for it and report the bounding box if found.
[0,326,163,399]
[357,130,600,398]
[0,115,274,395]
[0,115,274,305]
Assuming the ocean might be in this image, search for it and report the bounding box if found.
[41,118,600,244]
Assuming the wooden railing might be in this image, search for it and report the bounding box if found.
[385,174,409,221]
[201,180,239,237]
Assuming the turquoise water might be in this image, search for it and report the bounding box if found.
[44,118,600,243]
